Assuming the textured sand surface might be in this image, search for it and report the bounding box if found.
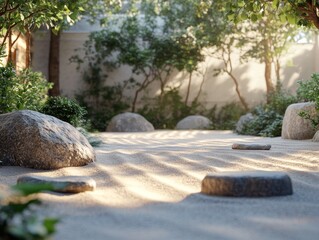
[1,130,319,240]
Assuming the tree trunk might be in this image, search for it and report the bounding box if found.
[131,74,155,112]
[48,30,60,96]
[262,37,274,97]
[25,29,31,68]
[274,58,280,81]
[264,58,274,94]
[7,30,13,65]
[226,71,249,112]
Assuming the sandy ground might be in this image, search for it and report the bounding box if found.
[1,130,319,240]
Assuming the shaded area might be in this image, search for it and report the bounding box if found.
[0,131,319,240]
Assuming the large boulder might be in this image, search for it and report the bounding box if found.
[312,131,319,142]
[107,112,154,132]
[282,102,317,140]
[0,110,95,170]
[235,113,255,134]
[176,115,212,130]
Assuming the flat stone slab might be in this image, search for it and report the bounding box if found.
[201,171,293,197]
[17,175,96,193]
[232,143,271,150]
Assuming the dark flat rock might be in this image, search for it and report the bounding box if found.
[17,175,96,193]
[232,143,271,150]
[201,171,293,197]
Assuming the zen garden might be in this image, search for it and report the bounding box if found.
[1,1,319,239]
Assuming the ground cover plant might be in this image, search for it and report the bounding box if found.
[236,82,297,137]
[0,183,58,240]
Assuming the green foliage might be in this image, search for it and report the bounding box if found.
[0,183,59,240]
[222,1,319,29]
[297,73,319,128]
[297,73,319,103]
[0,0,89,55]
[237,83,297,137]
[0,66,52,114]
[40,96,87,127]
[138,88,201,129]
[207,102,247,130]
[239,107,283,137]
[74,70,130,131]
[266,81,298,115]
[72,6,211,113]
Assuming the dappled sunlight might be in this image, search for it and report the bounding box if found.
[1,131,319,239]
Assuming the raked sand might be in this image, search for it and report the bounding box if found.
[1,130,319,240]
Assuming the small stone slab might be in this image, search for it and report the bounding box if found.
[201,171,293,197]
[17,175,96,193]
[232,143,271,150]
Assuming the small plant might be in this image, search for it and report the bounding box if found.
[207,102,247,130]
[0,66,52,114]
[138,88,201,129]
[297,73,319,128]
[40,96,87,127]
[238,107,283,137]
[236,82,297,137]
[0,183,59,240]
[266,81,297,115]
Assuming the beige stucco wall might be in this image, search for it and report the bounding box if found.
[31,23,317,109]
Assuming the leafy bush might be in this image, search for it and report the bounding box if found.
[266,81,297,115]
[76,83,129,131]
[138,88,201,129]
[40,96,87,127]
[238,107,283,137]
[207,102,247,130]
[0,66,52,114]
[0,183,58,240]
[236,82,296,137]
[297,73,319,128]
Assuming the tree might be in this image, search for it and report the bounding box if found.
[212,35,249,111]
[48,0,123,96]
[236,4,299,95]
[0,0,82,60]
[224,0,319,29]
[74,14,204,112]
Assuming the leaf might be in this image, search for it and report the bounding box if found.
[238,1,245,7]
[251,14,258,22]
[13,183,55,196]
[272,0,280,9]
[4,199,41,214]
[228,14,235,21]
[44,218,59,234]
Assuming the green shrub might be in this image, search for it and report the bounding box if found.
[0,66,52,113]
[0,183,59,240]
[207,102,247,130]
[266,81,297,115]
[40,96,87,127]
[297,73,319,128]
[76,84,129,132]
[237,82,296,137]
[138,88,201,129]
[239,107,283,137]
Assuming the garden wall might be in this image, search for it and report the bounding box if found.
[31,20,318,109]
